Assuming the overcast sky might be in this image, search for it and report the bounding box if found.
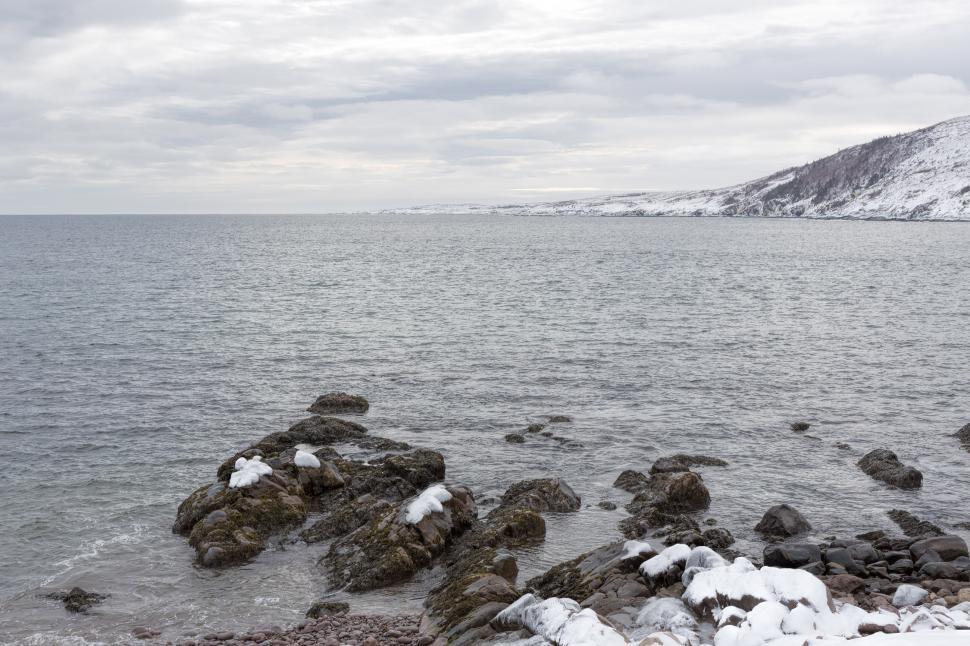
[2,0,970,213]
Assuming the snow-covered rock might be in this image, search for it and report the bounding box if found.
[384,116,970,220]
[404,483,453,524]
[493,594,629,646]
[293,449,321,468]
[228,456,273,488]
[892,584,928,607]
[641,544,693,581]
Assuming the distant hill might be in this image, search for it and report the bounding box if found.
[387,116,970,220]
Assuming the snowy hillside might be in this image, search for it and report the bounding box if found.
[388,116,970,220]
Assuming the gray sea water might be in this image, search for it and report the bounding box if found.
[0,214,968,644]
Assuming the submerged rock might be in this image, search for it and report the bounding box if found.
[858,449,923,489]
[627,471,710,516]
[954,422,970,451]
[307,392,369,414]
[650,454,728,474]
[504,433,525,444]
[754,504,812,538]
[45,587,106,613]
[547,415,573,423]
[500,478,581,513]
[612,469,650,493]
[306,600,350,618]
[791,421,811,432]
[887,509,944,537]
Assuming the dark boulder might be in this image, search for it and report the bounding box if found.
[627,471,710,515]
[887,509,943,537]
[857,450,923,489]
[919,562,962,579]
[307,392,369,414]
[754,504,812,538]
[324,485,477,591]
[791,422,811,432]
[45,587,106,613]
[526,540,655,603]
[598,501,617,511]
[954,422,970,451]
[911,535,969,562]
[649,454,728,474]
[500,478,580,513]
[504,433,525,444]
[613,470,650,493]
[825,548,868,576]
[701,527,735,549]
[547,415,572,423]
[526,423,545,433]
[764,543,822,568]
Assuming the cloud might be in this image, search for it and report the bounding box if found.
[1,0,970,212]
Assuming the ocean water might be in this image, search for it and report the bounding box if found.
[0,213,968,644]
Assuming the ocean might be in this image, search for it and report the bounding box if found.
[1,213,968,644]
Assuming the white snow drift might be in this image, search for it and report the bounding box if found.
[228,456,273,488]
[293,449,321,468]
[404,484,453,524]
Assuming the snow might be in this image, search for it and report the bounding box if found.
[621,539,657,560]
[228,455,273,488]
[635,597,697,638]
[641,544,693,580]
[404,484,452,524]
[293,449,321,468]
[493,594,629,646]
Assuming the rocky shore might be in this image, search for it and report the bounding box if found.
[135,396,970,645]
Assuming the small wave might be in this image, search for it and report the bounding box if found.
[44,525,150,584]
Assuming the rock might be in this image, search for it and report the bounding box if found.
[857,449,923,489]
[791,422,811,432]
[887,509,943,537]
[911,535,969,562]
[889,559,914,574]
[301,494,393,543]
[612,470,650,493]
[597,501,617,511]
[856,530,887,542]
[826,574,865,593]
[500,478,581,512]
[764,543,822,568]
[526,540,655,602]
[503,433,525,444]
[825,548,868,576]
[848,543,882,564]
[954,422,970,451]
[627,471,710,515]
[835,442,851,450]
[701,527,735,549]
[45,587,107,613]
[754,504,812,537]
[547,415,572,423]
[306,601,350,618]
[800,561,826,576]
[649,454,728,474]
[892,583,928,606]
[307,392,369,414]
[919,562,962,579]
[324,485,476,591]
[526,423,545,433]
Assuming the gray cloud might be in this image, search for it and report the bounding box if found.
[1,0,970,213]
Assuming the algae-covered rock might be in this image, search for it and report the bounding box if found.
[627,471,710,516]
[324,485,477,591]
[500,478,581,513]
[308,392,369,414]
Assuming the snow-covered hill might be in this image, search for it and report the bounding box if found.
[388,116,970,220]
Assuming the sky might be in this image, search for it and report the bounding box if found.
[2,0,970,214]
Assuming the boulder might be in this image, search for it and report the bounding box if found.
[45,587,106,613]
[500,478,581,513]
[954,422,970,451]
[754,504,812,538]
[791,422,811,432]
[307,392,369,414]
[911,535,969,562]
[613,470,650,493]
[826,574,865,594]
[324,485,476,591]
[547,415,573,423]
[649,455,728,474]
[892,584,928,607]
[763,543,822,568]
[526,540,655,602]
[857,449,923,489]
[504,433,525,444]
[627,472,710,516]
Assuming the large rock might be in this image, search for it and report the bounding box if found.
[308,392,369,414]
[627,472,710,516]
[45,587,106,613]
[324,485,477,591]
[763,543,823,568]
[954,422,970,452]
[649,455,728,474]
[887,509,943,537]
[613,470,650,493]
[526,540,656,604]
[754,504,811,538]
[910,535,969,562]
[500,478,581,513]
[857,449,923,489]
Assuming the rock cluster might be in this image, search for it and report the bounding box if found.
[44,587,106,613]
[307,392,370,415]
[858,448,923,489]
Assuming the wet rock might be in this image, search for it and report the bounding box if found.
[701,527,735,549]
[649,454,728,474]
[324,485,476,591]
[954,422,970,451]
[911,535,969,562]
[835,442,851,450]
[301,494,393,543]
[308,392,369,414]
[754,504,811,538]
[825,547,868,577]
[856,530,887,542]
[893,583,928,606]
[791,422,811,432]
[45,587,106,613]
[306,601,350,618]
[612,469,650,493]
[597,501,617,511]
[627,471,710,516]
[764,543,822,568]
[504,433,525,444]
[826,574,865,593]
[547,415,572,423]
[526,540,655,602]
[887,509,943,537]
[525,423,545,433]
[858,449,923,489]
[131,626,161,640]
[500,478,581,513]
[919,562,962,579]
